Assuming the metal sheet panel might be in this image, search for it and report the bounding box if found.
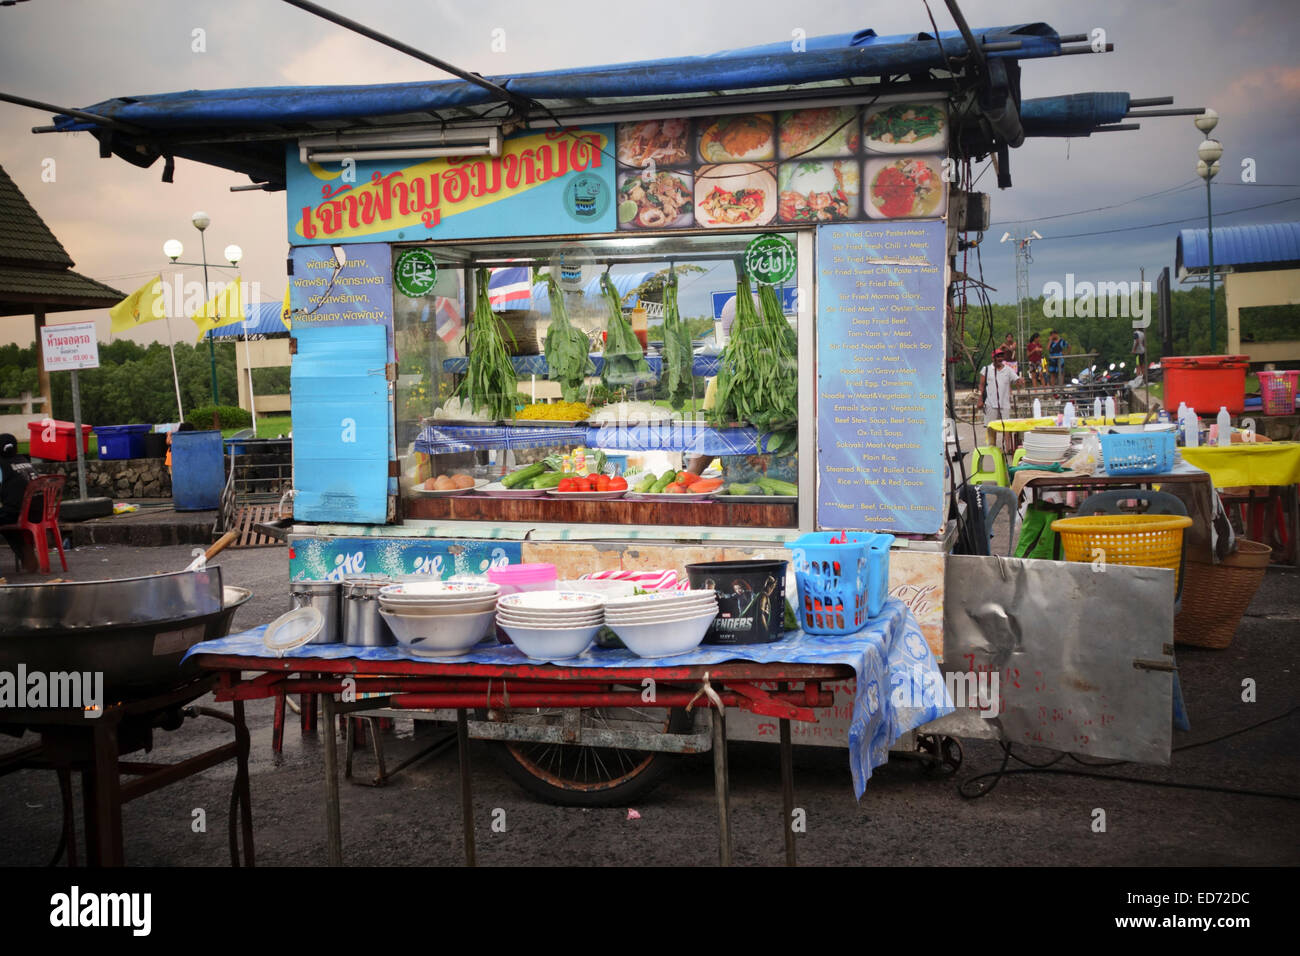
[941,554,1174,764]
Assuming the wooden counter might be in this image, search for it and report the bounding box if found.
[404,494,797,528]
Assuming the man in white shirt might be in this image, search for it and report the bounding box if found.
[979,349,1022,452]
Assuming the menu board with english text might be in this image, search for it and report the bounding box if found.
[816,221,946,534]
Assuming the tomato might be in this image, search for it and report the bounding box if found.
[595,474,611,491]
[609,476,628,491]
[558,478,576,493]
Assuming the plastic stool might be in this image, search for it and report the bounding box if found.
[970,446,1009,487]
[1011,447,1026,468]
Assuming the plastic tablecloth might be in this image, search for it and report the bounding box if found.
[187,598,950,798]
[415,421,767,456]
[1178,442,1300,488]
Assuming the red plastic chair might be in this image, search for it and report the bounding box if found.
[0,473,67,573]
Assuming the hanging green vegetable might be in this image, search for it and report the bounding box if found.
[598,272,651,390]
[708,272,798,453]
[662,269,695,411]
[543,274,595,403]
[458,267,519,420]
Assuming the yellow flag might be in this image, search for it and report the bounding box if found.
[190,277,244,340]
[109,275,166,334]
[280,284,292,330]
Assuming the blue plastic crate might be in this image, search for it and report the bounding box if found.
[95,423,152,460]
[784,531,894,635]
[1100,431,1176,476]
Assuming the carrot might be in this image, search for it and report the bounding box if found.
[664,482,686,494]
[686,477,724,493]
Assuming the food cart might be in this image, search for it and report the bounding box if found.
[44,21,1200,822]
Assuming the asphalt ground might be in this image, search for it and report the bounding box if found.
[1,541,1296,868]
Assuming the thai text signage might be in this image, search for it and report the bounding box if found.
[816,220,946,534]
[285,127,616,245]
[40,321,100,372]
[288,243,393,328]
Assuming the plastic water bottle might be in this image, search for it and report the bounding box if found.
[1032,398,1042,419]
[1216,406,1232,446]
[1105,396,1116,422]
[1093,397,1102,421]
[1184,408,1200,447]
[1063,402,1076,430]
[1176,401,1187,424]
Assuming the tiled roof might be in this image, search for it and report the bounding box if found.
[0,164,74,268]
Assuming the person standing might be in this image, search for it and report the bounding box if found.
[1002,331,1018,372]
[1026,332,1044,387]
[979,349,1022,452]
[1047,330,1070,388]
[1131,328,1147,380]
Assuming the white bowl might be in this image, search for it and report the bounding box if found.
[379,608,496,656]
[380,598,499,616]
[498,590,605,612]
[495,606,605,623]
[559,579,637,598]
[497,621,601,660]
[380,581,500,600]
[603,590,716,610]
[607,610,717,658]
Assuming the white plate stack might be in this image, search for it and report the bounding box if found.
[376,581,500,656]
[1021,430,1073,465]
[603,590,720,657]
[496,591,607,659]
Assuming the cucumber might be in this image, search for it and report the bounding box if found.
[502,462,546,489]
[756,477,798,496]
[650,469,678,493]
[634,472,657,493]
[531,472,566,489]
[727,483,761,496]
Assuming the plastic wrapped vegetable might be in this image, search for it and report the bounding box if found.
[599,273,651,390]
[662,269,695,410]
[543,274,595,402]
[458,267,519,420]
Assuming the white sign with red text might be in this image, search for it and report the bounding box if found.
[40,321,100,372]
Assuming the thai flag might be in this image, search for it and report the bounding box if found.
[433,296,463,343]
[488,263,533,309]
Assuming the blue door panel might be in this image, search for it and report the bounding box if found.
[292,324,390,524]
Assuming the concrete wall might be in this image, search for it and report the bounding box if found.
[234,338,291,416]
[1226,268,1300,362]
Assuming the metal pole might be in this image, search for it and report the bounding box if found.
[1206,178,1216,353]
[780,715,796,866]
[199,229,218,407]
[320,691,342,865]
[456,709,476,866]
[70,368,87,500]
[711,707,732,866]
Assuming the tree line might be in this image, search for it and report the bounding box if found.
[0,339,289,425]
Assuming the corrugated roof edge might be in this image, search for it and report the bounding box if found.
[1177,221,1300,274]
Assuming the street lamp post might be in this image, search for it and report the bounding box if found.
[1194,109,1222,353]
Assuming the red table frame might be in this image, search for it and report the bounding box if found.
[195,653,852,866]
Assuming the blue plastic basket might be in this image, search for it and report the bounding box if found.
[1099,431,1176,476]
[784,531,894,635]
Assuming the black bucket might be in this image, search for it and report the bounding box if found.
[685,560,787,645]
[142,432,168,458]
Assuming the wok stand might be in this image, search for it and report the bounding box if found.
[0,676,255,867]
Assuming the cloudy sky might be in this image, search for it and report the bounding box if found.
[1,0,1297,347]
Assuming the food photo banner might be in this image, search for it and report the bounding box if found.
[285,102,948,243]
[816,220,946,535]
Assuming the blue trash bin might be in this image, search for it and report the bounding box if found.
[171,430,225,511]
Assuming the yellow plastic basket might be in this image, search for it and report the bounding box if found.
[1050,514,1193,587]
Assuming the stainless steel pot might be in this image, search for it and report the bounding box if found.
[290,579,341,644]
[342,574,395,646]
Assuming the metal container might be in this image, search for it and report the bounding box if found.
[0,568,251,702]
[290,579,341,644]
[342,574,395,646]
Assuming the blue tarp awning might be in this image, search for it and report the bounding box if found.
[1019,93,1132,138]
[1177,221,1300,275]
[208,299,288,338]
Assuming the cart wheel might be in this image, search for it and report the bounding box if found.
[915,733,962,777]
[483,705,693,807]
[939,735,963,774]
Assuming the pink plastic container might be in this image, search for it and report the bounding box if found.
[488,563,557,643]
[1258,370,1299,416]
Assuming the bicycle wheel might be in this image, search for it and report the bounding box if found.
[484,703,694,807]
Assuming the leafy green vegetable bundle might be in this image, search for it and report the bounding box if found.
[543,274,595,402]
[708,273,798,454]
[458,267,519,420]
[661,270,695,410]
[598,273,651,390]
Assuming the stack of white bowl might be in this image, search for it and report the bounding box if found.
[377,581,499,656]
[603,589,719,657]
[1021,430,1073,465]
[496,591,607,660]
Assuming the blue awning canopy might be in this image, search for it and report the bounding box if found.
[1019,93,1132,137]
[38,22,1082,189]
[1177,221,1300,277]
[208,299,288,338]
